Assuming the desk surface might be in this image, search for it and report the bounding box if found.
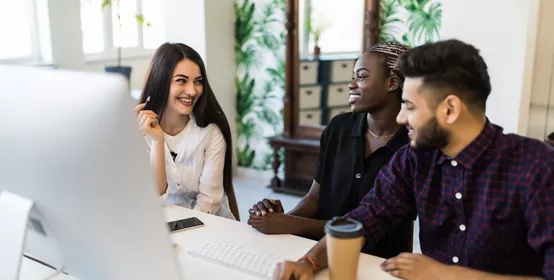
[21,205,395,280]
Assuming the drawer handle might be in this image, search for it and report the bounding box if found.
[306,90,312,95]
[337,88,343,93]
[303,65,309,70]
[307,113,312,119]
[342,63,348,68]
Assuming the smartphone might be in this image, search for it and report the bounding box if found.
[167,217,204,232]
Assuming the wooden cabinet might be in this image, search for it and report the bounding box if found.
[267,0,382,196]
[299,55,357,127]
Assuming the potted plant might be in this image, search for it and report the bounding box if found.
[101,0,150,82]
[305,5,327,59]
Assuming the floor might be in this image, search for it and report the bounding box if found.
[232,167,422,254]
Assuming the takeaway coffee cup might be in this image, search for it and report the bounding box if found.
[325,217,365,280]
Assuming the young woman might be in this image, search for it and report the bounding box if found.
[247,41,415,258]
[135,43,239,220]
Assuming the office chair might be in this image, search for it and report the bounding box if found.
[227,184,240,221]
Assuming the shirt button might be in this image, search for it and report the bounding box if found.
[177,183,181,187]
[452,256,459,263]
[455,192,462,199]
[459,224,466,231]
[355,173,361,179]
[451,160,458,167]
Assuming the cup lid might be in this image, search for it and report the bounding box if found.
[325,216,364,239]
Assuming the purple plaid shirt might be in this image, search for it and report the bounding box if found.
[346,121,554,278]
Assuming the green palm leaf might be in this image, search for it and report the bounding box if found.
[399,0,431,11]
[234,0,286,169]
[271,0,286,14]
[266,60,285,87]
[237,143,256,167]
[401,33,416,47]
[237,45,260,71]
[406,1,441,43]
[380,0,403,42]
[255,2,281,51]
[235,1,256,45]
[235,0,259,68]
[236,74,257,119]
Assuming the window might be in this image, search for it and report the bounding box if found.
[80,0,164,57]
[299,0,364,57]
[0,0,40,62]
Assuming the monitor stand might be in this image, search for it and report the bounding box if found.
[0,191,34,280]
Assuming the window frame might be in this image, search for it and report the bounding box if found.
[299,0,363,58]
[82,0,157,62]
[0,0,42,64]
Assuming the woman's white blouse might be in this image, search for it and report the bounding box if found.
[145,116,234,220]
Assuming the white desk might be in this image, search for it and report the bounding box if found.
[21,205,395,280]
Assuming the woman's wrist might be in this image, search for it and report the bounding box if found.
[151,139,165,146]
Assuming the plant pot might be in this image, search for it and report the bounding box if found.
[104,66,132,82]
[313,46,321,59]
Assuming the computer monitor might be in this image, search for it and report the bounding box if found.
[0,65,183,280]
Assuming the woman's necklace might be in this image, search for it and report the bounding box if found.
[367,127,395,139]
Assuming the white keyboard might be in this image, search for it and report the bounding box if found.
[186,240,284,279]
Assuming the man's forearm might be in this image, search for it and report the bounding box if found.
[451,266,543,280]
[304,237,329,272]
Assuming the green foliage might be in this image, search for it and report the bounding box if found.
[135,15,151,27]
[237,143,256,167]
[235,0,286,169]
[235,1,259,70]
[379,0,403,42]
[407,1,441,43]
[379,0,442,47]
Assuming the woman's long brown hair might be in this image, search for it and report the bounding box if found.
[139,43,238,219]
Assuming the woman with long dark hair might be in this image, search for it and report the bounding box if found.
[135,43,239,220]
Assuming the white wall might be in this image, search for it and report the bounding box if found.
[527,0,554,140]
[163,0,207,60]
[45,0,86,69]
[439,0,541,135]
[204,0,237,170]
[162,0,237,172]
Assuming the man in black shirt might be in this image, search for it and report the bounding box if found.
[247,42,415,259]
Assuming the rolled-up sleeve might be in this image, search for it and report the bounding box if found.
[525,160,554,279]
[195,125,226,214]
[345,145,416,248]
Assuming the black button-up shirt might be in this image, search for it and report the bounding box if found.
[314,112,415,258]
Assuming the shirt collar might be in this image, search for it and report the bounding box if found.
[349,113,409,152]
[437,118,498,168]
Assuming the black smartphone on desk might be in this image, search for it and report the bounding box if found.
[167,217,204,233]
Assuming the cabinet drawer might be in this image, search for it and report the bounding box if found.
[328,107,350,122]
[299,61,319,85]
[299,110,322,126]
[327,84,350,107]
[299,86,321,109]
[330,60,355,83]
